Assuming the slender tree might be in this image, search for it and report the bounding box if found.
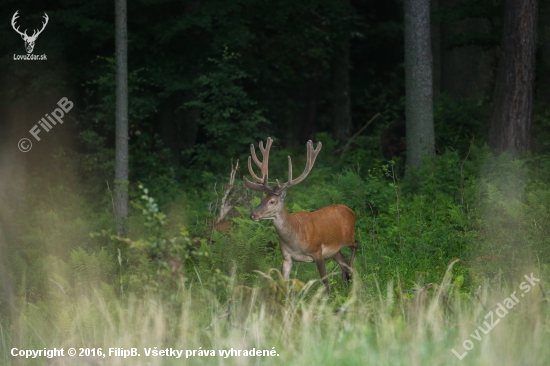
[489,0,538,152]
[404,0,435,168]
[114,0,128,234]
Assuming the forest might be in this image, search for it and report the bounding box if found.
[1,0,550,364]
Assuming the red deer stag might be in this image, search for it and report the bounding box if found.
[243,137,357,294]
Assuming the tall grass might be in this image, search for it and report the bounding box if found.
[1,265,548,366]
[2,147,550,365]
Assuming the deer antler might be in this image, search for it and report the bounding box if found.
[243,137,322,194]
[243,137,277,192]
[277,140,322,191]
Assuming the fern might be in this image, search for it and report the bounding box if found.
[206,206,279,285]
[70,247,115,289]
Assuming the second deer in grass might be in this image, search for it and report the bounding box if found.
[244,137,357,294]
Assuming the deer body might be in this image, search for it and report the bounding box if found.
[244,137,357,294]
[271,204,355,260]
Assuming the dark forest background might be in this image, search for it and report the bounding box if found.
[3,0,549,183]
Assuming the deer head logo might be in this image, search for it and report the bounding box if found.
[11,10,49,54]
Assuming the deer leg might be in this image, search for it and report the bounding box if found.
[345,242,358,283]
[315,259,331,294]
[333,251,352,285]
[349,241,358,269]
[281,256,293,280]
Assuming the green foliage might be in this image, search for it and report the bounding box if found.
[113,184,200,297]
[176,142,550,296]
[3,255,549,366]
[79,57,180,202]
[362,74,405,124]
[8,134,550,308]
[129,133,180,207]
[70,247,116,289]
[183,49,270,171]
[434,0,503,49]
[201,205,279,285]
[469,152,550,281]
[532,106,550,154]
[5,126,550,366]
[233,269,306,318]
[433,95,491,154]
[81,57,159,136]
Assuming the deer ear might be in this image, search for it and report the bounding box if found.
[278,189,287,200]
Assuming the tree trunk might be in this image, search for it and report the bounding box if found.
[114,0,129,235]
[332,31,352,142]
[431,0,441,100]
[488,0,538,152]
[404,0,435,168]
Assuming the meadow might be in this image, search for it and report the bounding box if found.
[2,140,550,365]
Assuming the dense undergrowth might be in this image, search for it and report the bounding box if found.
[2,131,550,364]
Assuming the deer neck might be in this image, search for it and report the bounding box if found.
[272,203,298,244]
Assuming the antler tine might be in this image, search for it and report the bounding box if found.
[11,11,19,25]
[248,137,273,183]
[247,156,263,183]
[287,155,292,187]
[261,137,272,181]
[243,176,270,192]
[11,11,26,36]
[35,13,49,36]
[250,143,262,168]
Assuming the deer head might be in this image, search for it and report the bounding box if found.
[12,11,49,54]
[243,137,322,221]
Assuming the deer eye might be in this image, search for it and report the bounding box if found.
[269,199,275,204]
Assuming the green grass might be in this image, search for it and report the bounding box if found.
[1,266,549,366]
[3,148,550,365]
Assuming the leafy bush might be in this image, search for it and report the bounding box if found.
[183,48,270,171]
[113,184,201,298]
[433,95,491,154]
